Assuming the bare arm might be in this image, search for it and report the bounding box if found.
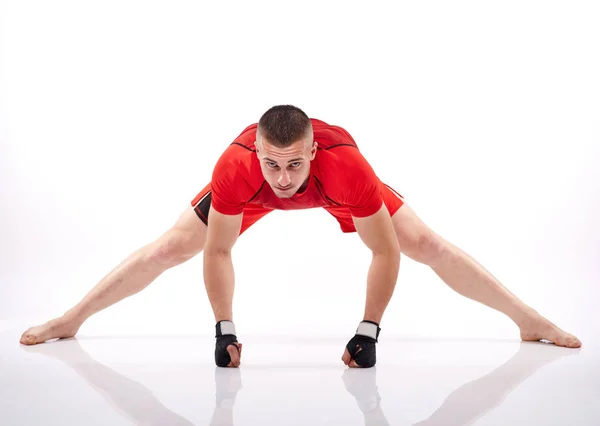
[352,203,401,324]
[203,207,243,322]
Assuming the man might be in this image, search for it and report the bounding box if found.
[20,105,581,368]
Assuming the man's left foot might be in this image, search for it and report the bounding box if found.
[519,312,581,348]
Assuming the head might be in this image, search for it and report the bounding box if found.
[254,105,318,198]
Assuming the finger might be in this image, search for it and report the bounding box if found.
[228,346,239,367]
[225,349,236,367]
[342,348,351,365]
[236,343,243,363]
[345,345,362,367]
[228,344,240,367]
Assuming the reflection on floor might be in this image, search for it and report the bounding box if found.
[1,326,597,425]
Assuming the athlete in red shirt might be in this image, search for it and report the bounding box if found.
[191,118,405,235]
[20,105,581,368]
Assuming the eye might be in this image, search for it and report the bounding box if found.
[266,162,279,168]
[290,162,301,168]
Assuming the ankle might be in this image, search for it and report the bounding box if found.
[513,307,540,328]
[60,310,86,327]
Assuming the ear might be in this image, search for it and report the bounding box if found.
[254,139,260,153]
[310,141,318,160]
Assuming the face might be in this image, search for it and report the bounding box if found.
[255,133,318,198]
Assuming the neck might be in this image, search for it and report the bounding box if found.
[296,176,310,194]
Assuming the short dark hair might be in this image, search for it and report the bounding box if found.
[257,105,312,147]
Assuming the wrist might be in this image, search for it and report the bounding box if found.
[215,320,236,337]
[355,320,381,342]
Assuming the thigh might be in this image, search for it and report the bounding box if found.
[160,204,209,261]
[190,183,273,235]
[390,201,446,264]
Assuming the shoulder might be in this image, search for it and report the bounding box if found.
[311,123,382,213]
[311,118,359,150]
[315,146,383,216]
[310,118,376,182]
[211,123,264,201]
[213,122,261,178]
[315,143,377,184]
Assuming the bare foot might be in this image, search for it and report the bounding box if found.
[519,313,581,348]
[20,317,81,345]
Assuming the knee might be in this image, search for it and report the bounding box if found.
[406,232,449,266]
[147,230,197,267]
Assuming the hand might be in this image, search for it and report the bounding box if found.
[215,320,243,368]
[341,321,381,368]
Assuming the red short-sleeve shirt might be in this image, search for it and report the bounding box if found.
[210,118,384,218]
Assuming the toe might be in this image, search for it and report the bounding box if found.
[20,332,35,345]
[566,335,582,348]
[554,332,581,348]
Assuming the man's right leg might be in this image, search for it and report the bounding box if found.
[20,205,208,345]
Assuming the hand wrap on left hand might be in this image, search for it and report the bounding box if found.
[345,320,381,368]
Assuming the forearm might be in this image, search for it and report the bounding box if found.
[203,250,235,322]
[363,251,400,324]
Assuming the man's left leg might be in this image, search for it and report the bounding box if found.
[390,203,581,348]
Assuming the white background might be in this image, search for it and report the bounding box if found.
[1,1,599,343]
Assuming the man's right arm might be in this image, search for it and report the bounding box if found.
[203,206,243,323]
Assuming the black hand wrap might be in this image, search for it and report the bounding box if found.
[215,320,239,367]
[346,320,381,368]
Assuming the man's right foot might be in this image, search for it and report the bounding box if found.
[20,317,81,345]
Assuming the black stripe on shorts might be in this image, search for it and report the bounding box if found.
[194,192,211,226]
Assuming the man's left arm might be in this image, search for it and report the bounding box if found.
[342,203,400,368]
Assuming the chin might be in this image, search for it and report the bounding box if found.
[273,187,296,198]
[275,192,295,199]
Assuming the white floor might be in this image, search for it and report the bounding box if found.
[1,321,598,426]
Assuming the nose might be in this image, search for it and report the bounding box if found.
[277,170,291,187]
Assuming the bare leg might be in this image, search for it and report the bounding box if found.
[431,241,581,347]
[20,206,207,345]
[391,204,581,348]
